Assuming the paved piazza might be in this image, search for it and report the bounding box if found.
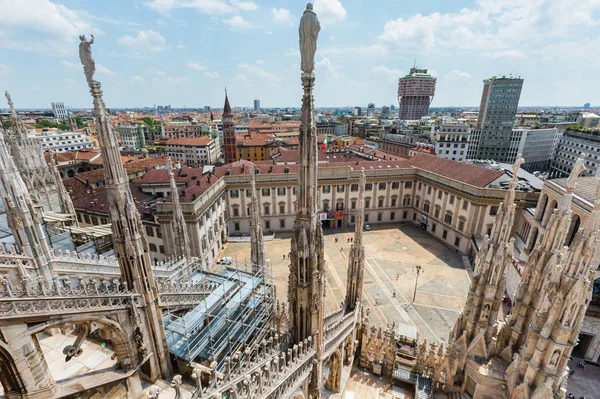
[221,223,471,343]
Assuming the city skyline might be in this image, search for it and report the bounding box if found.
[0,0,599,108]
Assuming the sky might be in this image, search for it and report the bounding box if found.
[0,0,599,109]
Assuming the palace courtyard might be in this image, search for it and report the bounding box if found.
[221,223,472,343]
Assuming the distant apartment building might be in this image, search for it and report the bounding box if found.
[397,68,436,120]
[378,132,418,159]
[316,122,336,135]
[431,123,470,162]
[380,106,390,120]
[353,107,361,116]
[165,137,218,167]
[467,76,523,162]
[367,103,375,118]
[551,129,600,178]
[334,123,349,136]
[51,102,68,120]
[512,127,561,173]
[37,130,94,153]
[248,121,300,134]
[254,99,260,111]
[115,124,146,150]
[164,122,207,139]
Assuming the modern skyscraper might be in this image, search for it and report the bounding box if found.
[367,103,375,117]
[467,76,524,162]
[253,99,260,111]
[51,102,68,120]
[223,92,237,164]
[397,67,436,120]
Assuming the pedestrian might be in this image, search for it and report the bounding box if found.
[283,254,285,259]
[392,291,396,298]
[396,273,399,280]
[583,362,587,371]
[351,237,353,243]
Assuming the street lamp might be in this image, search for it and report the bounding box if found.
[411,265,422,304]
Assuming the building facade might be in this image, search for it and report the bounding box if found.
[551,129,600,178]
[51,101,68,120]
[467,76,523,162]
[37,130,94,152]
[431,123,470,162]
[513,127,561,173]
[253,99,260,111]
[397,68,436,120]
[165,137,218,167]
[115,124,147,150]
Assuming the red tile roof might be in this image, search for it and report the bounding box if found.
[409,153,504,187]
[165,137,214,146]
[72,181,153,216]
[74,156,172,184]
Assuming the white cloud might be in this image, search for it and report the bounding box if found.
[187,62,207,71]
[97,65,117,76]
[0,0,99,55]
[118,30,166,52]
[154,76,191,84]
[61,60,79,69]
[238,63,280,81]
[145,68,166,76]
[377,0,600,57]
[176,43,186,50]
[222,15,256,29]
[0,64,10,78]
[272,8,293,26]
[319,44,388,57]
[204,71,220,79]
[144,0,257,16]
[373,65,403,82]
[283,48,298,57]
[63,78,75,85]
[255,60,263,64]
[315,57,345,79]
[313,0,347,24]
[487,50,526,59]
[132,75,145,83]
[445,70,472,81]
[232,1,258,11]
[235,74,250,82]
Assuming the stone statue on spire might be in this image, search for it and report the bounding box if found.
[79,34,96,85]
[565,153,586,194]
[299,3,320,73]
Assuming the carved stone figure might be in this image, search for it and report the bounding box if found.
[299,3,320,73]
[171,374,183,399]
[79,34,96,85]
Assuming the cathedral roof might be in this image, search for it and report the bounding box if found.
[550,176,600,207]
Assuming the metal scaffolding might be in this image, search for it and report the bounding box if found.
[163,262,275,369]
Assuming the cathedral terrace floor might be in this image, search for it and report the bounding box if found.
[221,223,471,343]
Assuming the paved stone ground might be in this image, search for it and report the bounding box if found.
[566,357,600,398]
[222,223,470,343]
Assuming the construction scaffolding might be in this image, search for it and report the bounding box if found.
[163,262,275,370]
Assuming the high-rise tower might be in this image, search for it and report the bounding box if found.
[467,76,523,162]
[397,67,436,120]
[222,92,237,164]
[289,3,324,397]
[78,36,170,379]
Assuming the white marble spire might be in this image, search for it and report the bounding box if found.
[249,165,264,274]
[79,36,171,379]
[167,157,192,275]
[345,170,366,311]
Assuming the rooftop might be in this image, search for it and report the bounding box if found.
[165,137,214,146]
[550,176,600,206]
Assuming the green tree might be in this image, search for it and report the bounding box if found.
[35,120,68,130]
[75,116,84,128]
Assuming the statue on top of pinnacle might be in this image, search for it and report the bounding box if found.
[299,3,320,73]
[79,34,96,85]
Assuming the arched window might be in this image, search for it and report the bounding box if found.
[537,194,549,222]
